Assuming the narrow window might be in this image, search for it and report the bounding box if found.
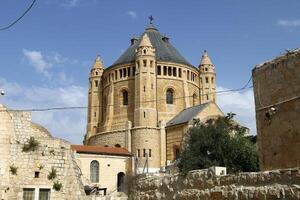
[111,73,114,81]
[150,60,153,68]
[178,68,182,78]
[95,71,98,75]
[90,160,99,183]
[94,112,96,117]
[173,67,177,77]
[163,66,167,75]
[144,111,146,118]
[166,89,174,104]
[39,189,50,200]
[133,67,136,76]
[157,65,161,75]
[143,86,146,92]
[137,149,140,157]
[143,49,146,54]
[187,70,190,80]
[143,60,147,67]
[206,94,209,100]
[143,149,146,157]
[115,71,118,80]
[119,69,123,78]
[149,149,152,157]
[205,77,209,83]
[128,68,131,77]
[95,80,98,87]
[151,84,153,89]
[123,68,126,77]
[23,188,35,200]
[168,67,172,76]
[205,67,208,71]
[123,91,128,105]
[200,77,202,84]
[211,77,214,84]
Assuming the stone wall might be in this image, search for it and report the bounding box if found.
[0,104,89,200]
[252,49,300,170]
[129,167,300,200]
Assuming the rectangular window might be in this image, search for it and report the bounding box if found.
[143,111,146,118]
[143,149,146,157]
[150,60,153,68]
[143,60,147,67]
[168,67,172,76]
[178,68,182,78]
[123,68,127,77]
[187,70,190,80]
[95,80,98,87]
[128,68,131,77]
[163,66,167,75]
[149,149,152,157]
[39,189,50,200]
[133,67,136,76]
[137,149,140,157]
[157,65,161,75]
[119,69,123,78]
[173,67,177,77]
[205,77,209,83]
[115,71,118,80]
[211,77,214,83]
[23,188,35,200]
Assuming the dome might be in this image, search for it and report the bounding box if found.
[113,24,192,66]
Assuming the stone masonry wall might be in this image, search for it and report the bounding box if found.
[252,49,300,170]
[129,168,300,200]
[0,104,89,200]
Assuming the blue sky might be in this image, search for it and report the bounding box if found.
[1,0,300,143]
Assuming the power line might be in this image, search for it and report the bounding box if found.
[0,76,253,112]
[0,0,37,31]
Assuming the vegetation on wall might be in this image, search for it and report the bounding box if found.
[53,181,62,191]
[22,136,39,152]
[177,113,259,175]
[47,167,57,180]
[9,165,18,175]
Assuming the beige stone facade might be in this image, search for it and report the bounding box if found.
[252,48,300,170]
[0,104,88,200]
[85,24,218,172]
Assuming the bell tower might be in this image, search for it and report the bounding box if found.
[86,55,104,139]
[134,33,157,127]
[199,50,216,103]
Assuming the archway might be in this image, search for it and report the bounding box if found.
[117,172,125,192]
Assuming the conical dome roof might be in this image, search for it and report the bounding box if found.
[113,24,191,66]
[200,50,213,66]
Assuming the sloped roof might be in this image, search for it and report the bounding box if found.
[166,102,211,127]
[71,145,132,157]
[113,24,192,66]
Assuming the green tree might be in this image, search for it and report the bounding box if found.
[177,113,259,175]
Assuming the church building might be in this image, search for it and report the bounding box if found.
[84,21,222,173]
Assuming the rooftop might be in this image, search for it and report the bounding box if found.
[113,23,192,67]
[71,145,132,157]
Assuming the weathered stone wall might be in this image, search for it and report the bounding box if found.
[252,49,300,170]
[0,104,89,200]
[129,168,300,200]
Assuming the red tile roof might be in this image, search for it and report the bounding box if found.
[71,145,132,157]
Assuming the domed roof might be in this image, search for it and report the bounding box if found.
[113,24,192,66]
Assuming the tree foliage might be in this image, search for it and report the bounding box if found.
[177,113,259,175]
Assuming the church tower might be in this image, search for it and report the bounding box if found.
[199,50,216,103]
[134,33,157,127]
[86,56,104,139]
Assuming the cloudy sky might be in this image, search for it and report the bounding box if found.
[1,0,300,144]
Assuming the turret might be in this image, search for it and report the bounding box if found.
[199,50,216,103]
[134,33,157,127]
[86,55,104,139]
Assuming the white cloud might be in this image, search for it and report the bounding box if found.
[23,49,51,77]
[277,19,300,27]
[0,77,87,144]
[127,11,137,19]
[217,87,256,135]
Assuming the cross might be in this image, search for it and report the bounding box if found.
[149,15,154,24]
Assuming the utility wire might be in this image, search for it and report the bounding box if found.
[0,0,37,31]
[0,76,253,112]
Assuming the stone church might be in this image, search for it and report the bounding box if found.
[84,22,223,173]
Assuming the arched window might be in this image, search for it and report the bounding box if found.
[122,90,128,105]
[117,172,125,192]
[90,160,99,183]
[166,89,174,104]
[115,144,121,148]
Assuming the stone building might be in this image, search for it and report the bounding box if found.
[0,104,87,200]
[71,145,132,195]
[84,22,222,173]
[252,48,300,170]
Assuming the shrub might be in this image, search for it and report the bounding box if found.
[10,165,17,175]
[53,181,62,191]
[22,137,39,152]
[47,167,57,180]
